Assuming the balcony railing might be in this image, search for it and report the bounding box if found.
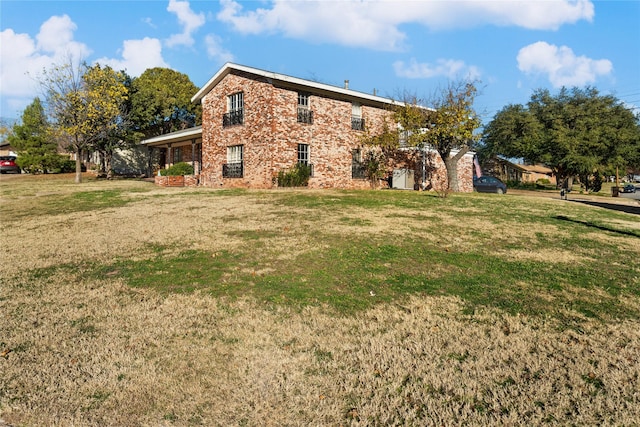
[351,116,365,131]
[222,162,243,178]
[352,162,366,179]
[297,107,314,124]
[223,110,244,127]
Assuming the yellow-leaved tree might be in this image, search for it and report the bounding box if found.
[40,59,128,183]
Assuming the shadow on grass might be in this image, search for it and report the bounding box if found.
[569,199,640,216]
[554,215,640,238]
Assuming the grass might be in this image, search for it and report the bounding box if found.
[1,174,639,426]
[17,182,639,319]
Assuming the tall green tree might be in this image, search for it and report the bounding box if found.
[394,81,481,192]
[482,87,640,190]
[130,68,201,138]
[8,97,61,173]
[40,60,128,183]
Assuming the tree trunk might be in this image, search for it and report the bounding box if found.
[105,151,113,180]
[441,145,470,193]
[444,157,458,192]
[75,147,83,184]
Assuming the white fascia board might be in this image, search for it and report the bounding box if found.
[191,63,431,110]
[140,126,202,146]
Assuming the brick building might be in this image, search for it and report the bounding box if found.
[142,63,474,191]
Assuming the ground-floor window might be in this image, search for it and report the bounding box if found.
[223,145,243,178]
[297,144,309,165]
[172,147,182,163]
[352,148,366,179]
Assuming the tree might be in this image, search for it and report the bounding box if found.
[8,98,61,173]
[40,60,128,183]
[482,87,640,190]
[394,82,481,192]
[90,69,134,178]
[480,104,543,164]
[130,68,201,138]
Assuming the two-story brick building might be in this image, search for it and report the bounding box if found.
[142,63,474,191]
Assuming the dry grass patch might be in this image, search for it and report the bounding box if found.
[2,276,639,426]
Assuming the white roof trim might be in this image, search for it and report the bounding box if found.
[192,62,412,107]
[140,125,202,146]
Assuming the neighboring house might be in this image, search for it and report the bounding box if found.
[484,157,555,185]
[141,63,474,191]
[0,141,17,157]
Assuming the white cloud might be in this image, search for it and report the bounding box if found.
[95,38,170,76]
[217,0,406,51]
[165,0,206,48]
[517,41,612,87]
[0,15,91,116]
[217,0,594,51]
[205,34,234,63]
[394,58,481,81]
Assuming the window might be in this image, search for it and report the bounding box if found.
[297,143,313,177]
[297,144,309,165]
[228,92,243,113]
[223,92,244,127]
[351,102,365,131]
[352,102,362,118]
[298,93,310,109]
[223,145,243,178]
[351,148,366,179]
[297,92,313,124]
[227,145,243,164]
[172,147,182,163]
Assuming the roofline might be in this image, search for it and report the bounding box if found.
[192,63,417,108]
[140,125,202,146]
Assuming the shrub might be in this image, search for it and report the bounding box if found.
[57,159,76,173]
[363,151,387,188]
[277,163,312,187]
[160,162,194,176]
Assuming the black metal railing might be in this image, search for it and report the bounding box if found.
[297,107,314,124]
[222,162,243,178]
[223,110,244,127]
[351,116,365,131]
[352,162,366,179]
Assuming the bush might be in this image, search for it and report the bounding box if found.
[57,159,76,173]
[277,163,312,187]
[160,162,194,176]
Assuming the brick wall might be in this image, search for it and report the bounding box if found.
[199,70,473,192]
[155,175,199,187]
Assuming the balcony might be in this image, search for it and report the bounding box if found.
[297,107,314,124]
[351,116,365,131]
[222,162,243,178]
[223,110,244,127]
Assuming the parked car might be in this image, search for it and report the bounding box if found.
[0,156,21,174]
[473,176,507,194]
[622,183,636,193]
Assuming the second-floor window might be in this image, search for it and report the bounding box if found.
[297,92,313,124]
[351,102,365,131]
[223,92,244,127]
